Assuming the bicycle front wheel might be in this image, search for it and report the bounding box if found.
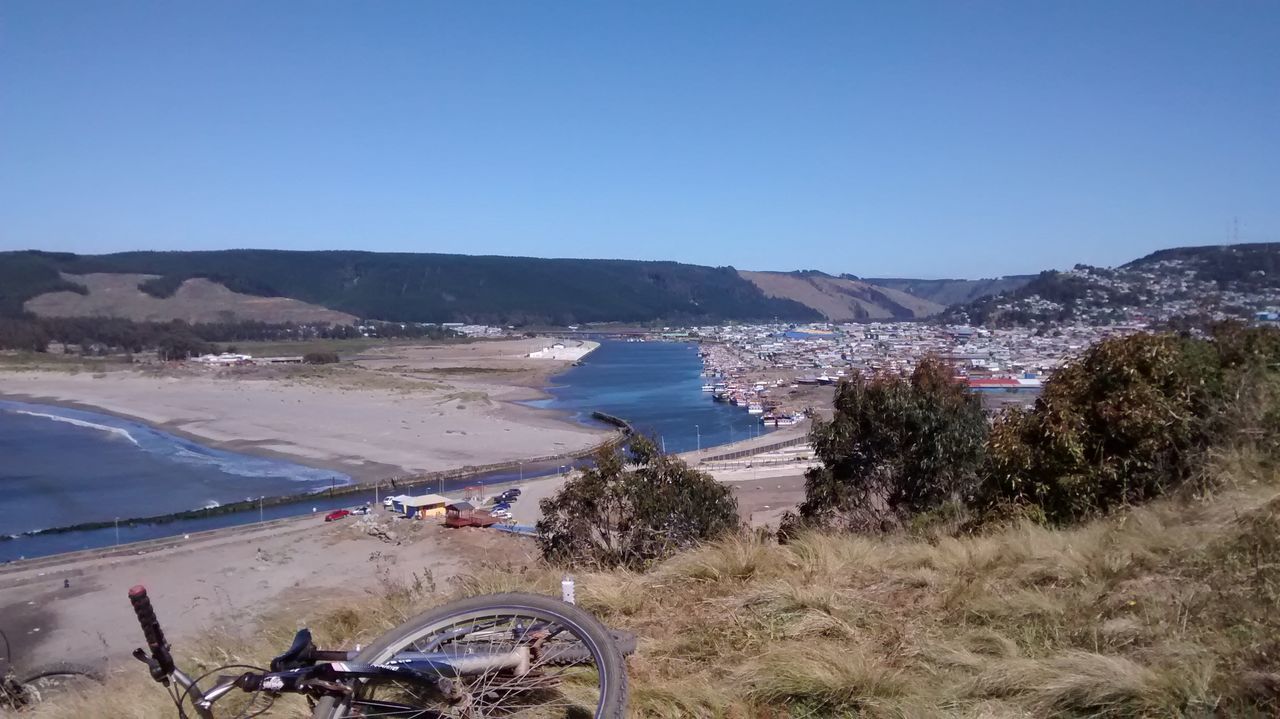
[312,592,627,719]
[16,661,102,705]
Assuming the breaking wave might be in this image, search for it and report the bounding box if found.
[8,409,140,445]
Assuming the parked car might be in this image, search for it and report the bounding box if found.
[492,502,511,511]
[382,497,395,508]
[351,505,370,515]
[490,509,512,519]
[324,509,352,522]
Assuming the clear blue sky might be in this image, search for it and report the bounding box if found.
[2,1,1277,278]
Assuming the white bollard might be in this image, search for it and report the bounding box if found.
[561,576,576,605]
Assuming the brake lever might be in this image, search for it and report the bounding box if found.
[132,647,170,686]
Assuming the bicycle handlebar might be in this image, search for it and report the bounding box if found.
[128,585,175,678]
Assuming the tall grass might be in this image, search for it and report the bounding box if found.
[27,457,1280,718]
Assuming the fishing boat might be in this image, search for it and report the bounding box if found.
[701,384,715,392]
[747,402,764,415]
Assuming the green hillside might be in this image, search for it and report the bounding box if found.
[0,250,821,325]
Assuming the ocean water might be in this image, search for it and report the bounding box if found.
[0,400,347,535]
[527,340,771,453]
[0,340,761,561]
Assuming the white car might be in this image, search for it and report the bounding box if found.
[383,497,395,508]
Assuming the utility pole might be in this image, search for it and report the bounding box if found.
[695,424,700,452]
[114,518,120,546]
[259,496,264,523]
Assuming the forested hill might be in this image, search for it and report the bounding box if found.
[0,250,822,325]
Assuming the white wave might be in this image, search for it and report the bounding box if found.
[9,410,140,446]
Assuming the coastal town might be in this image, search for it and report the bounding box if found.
[688,321,1122,417]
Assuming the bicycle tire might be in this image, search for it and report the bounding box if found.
[311,592,627,719]
[540,630,637,666]
[16,661,102,704]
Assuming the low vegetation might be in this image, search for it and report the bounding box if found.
[29,454,1280,718]
[302,351,340,365]
[0,314,458,357]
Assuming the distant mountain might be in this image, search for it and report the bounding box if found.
[738,270,944,321]
[0,250,822,326]
[943,243,1280,327]
[857,276,1035,307]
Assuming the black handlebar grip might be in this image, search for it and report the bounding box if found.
[128,585,174,674]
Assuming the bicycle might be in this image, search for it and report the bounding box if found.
[0,629,102,711]
[129,585,633,718]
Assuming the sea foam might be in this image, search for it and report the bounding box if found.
[9,409,141,445]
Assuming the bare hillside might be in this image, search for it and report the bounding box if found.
[740,270,944,321]
[25,273,356,324]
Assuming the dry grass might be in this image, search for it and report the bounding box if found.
[28,453,1280,718]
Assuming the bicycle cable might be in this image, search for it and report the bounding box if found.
[172,664,272,719]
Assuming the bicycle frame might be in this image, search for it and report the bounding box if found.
[129,585,537,718]
[158,652,536,717]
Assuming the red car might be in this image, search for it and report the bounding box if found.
[324,509,352,522]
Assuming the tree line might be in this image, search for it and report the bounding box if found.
[0,315,456,357]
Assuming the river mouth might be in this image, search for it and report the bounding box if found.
[0,340,766,562]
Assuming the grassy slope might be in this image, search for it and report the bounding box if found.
[30,452,1280,718]
[739,271,944,321]
[863,276,1036,308]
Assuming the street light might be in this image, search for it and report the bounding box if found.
[114,517,120,546]
[695,424,700,452]
[258,496,265,523]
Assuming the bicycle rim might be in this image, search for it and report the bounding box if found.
[314,594,626,719]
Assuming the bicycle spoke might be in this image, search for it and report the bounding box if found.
[347,608,607,718]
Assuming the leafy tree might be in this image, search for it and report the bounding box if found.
[790,356,987,533]
[536,436,739,569]
[983,332,1226,523]
[155,332,213,361]
[0,317,50,352]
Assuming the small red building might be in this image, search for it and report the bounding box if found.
[444,501,499,528]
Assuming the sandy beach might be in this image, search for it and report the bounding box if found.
[0,338,608,481]
[0,509,538,670]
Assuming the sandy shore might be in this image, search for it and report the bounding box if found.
[0,509,537,669]
[0,339,609,482]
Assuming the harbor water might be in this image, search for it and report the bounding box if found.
[0,340,766,561]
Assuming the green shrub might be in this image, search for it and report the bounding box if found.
[982,327,1280,524]
[536,436,739,569]
[792,356,988,533]
[303,351,340,364]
